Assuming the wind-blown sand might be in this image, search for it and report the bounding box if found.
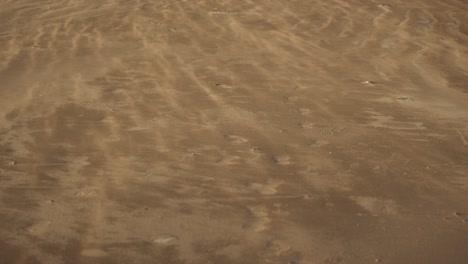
[1,0,468,263]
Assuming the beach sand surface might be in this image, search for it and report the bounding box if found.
[1,0,468,263]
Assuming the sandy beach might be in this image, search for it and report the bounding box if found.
[1,0,468,263]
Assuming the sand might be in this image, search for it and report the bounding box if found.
[1,0,468,263]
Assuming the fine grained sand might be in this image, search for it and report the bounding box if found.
[1,0,468,263]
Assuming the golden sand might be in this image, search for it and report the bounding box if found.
[1,0,468,263]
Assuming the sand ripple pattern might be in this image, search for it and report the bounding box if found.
[1,0,468,263]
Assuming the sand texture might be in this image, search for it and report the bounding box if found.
[1,0,468,263]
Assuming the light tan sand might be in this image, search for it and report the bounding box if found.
[1,0,468,263]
